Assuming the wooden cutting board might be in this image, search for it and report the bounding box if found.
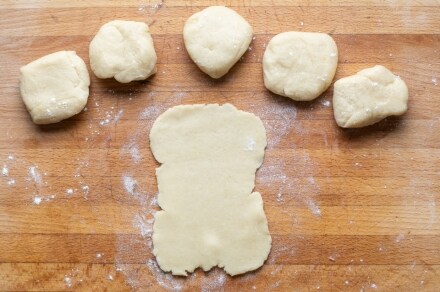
[0,1,439,291]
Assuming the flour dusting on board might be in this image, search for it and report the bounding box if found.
[121,141,142,164]
[146,259,184,291]
[200,269,227,292]
[1,165,8,176]
[254,102,297,148]
[28,165,42,185]
[116,172,186,290]
[123,175,138,196]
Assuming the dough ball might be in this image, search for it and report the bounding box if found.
[333,65,409,128]
[19,51,90,125]
[89,20,157,83]
[263,31,338,101]
[183,6,253,79]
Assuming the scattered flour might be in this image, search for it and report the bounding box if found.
[114,109,124,123]
[62,268,82,289]
[28,165,42,185]
[146,259,184,291]
[99,109,124,126]
[320,99,331,107]
[432,77,438,85]
[1,165,8,176]
[123,175,138,196]
[395,233,405,243]
[66,188,74,196]
[64,276,72,288]
[33,196,42,205]
[201,270,227,292]
[276,193,284,203]
[139,105,164,120]
[81,185,90,198]
[255,103,297,149]
[122,141,142,163]
[32,195,56,205]
[306,199,322,217]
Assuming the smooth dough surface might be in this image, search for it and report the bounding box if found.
[150,103,272,276]
[263,31,338,101]
[89,20,157,83]
[333,65,408,128]
[183,6,253,78]
[19,51,90,125]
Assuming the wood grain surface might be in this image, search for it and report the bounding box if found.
[0,1,439,291]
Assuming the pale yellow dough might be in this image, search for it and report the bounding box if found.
[333,65,408,128]
[263,31,338,101]
[183,6,253,78]
[19,51,90,125]
[89,20,157,83]
[149,103,272,276]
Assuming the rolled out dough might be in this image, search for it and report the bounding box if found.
[149,103,272,276]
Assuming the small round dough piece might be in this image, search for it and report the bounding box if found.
[89,20,157,83]
[19,51,90,125]
[333,65,408,128]
[263,31,338,101]
[183,6,253,79]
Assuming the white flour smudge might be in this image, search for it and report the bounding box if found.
[395,233,405,243]
[321,99,331,107]
[32,194,56,205]
[99,109,124,126]
[139,105,164,120]
[64,276,72,288]
[1,165,8,176]
[123,175,138,196]
[146,259,184,291]
[257,103,297,149]
[114,109,124,123]
[201,269,227,292]
[81,185,90,198]
[28,165,42,185]
[33,196,42,205]
[306,199,322,217]
[62,268,82,289]
[122,141,142,163]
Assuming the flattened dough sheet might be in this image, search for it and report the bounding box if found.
[149,103,272,276]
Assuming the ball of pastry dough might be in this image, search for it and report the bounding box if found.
[19,51,90,125]
[183,6,253,79]
[263,31,338,101]
[333,65,408,128]
[89,20,157,83]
